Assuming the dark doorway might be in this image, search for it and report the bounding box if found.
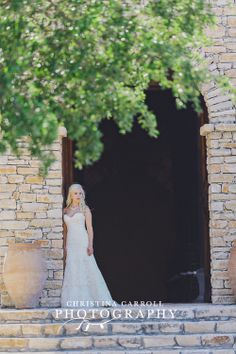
[62,88,211,303]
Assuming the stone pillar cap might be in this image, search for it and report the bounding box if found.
[58,126,67,138]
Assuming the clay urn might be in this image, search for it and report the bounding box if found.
[3,240,47,309]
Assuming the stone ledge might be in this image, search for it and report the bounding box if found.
[200,123,236,136]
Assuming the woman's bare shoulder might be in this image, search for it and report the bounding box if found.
[85,205,92,213]
[63,207,68,214]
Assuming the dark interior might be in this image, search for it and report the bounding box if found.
[64,88,210,304]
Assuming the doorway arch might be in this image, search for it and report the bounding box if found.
[62,88,211,303]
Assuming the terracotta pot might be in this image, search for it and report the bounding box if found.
[3,241,47,309]
[228,240,236,302]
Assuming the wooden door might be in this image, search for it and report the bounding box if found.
[62,137,74,267]
[197,97,211,302]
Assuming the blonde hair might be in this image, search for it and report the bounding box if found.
[66,183,88,215]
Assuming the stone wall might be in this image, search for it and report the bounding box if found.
[0,127,67,307]
[200,123,236,304]
[198,1,236,303]
[200,1,236,124]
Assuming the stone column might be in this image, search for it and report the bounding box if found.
[200,123,236,304]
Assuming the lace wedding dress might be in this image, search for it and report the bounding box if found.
[61,211,118,308]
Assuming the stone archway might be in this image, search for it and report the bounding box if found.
[61,77,236,305]
[62,88,213,304]
[191,3,236,302]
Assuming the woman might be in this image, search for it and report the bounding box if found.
[61,183,118,307]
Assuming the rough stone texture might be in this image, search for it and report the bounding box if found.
[199,1,236,125]
[200,123,236,304]
[190,0,236,304]
[1,1,236,308]
[0,127,67,308]
[0,305,234,352]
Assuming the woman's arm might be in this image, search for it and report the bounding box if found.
[85,206,94,248]
[63,208,68,262]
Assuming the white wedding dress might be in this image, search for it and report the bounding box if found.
[61,211,118,308]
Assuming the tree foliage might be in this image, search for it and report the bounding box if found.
[0,0,235,176]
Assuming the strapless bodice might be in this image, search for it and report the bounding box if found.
[63,212,86,229]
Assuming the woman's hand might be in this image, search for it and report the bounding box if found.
[87,244,94,256]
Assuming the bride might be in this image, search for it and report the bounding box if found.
[61,183,118,308]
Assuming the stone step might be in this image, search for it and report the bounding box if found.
[10,351,236,354]
[0,305,236,352]
[0,333,235,351]
[0,320,236,336]
[1,304,236,323]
